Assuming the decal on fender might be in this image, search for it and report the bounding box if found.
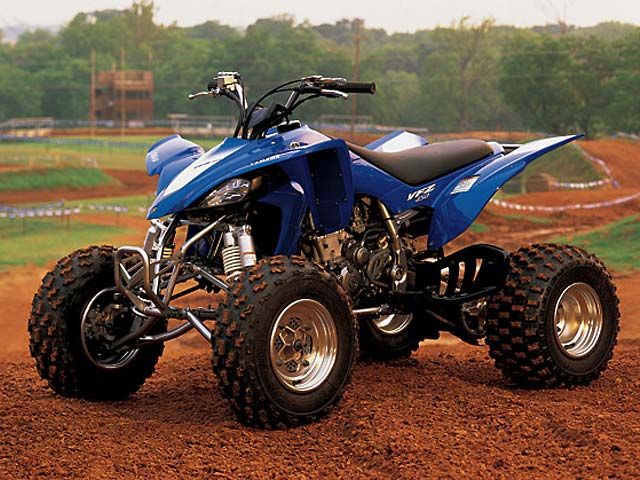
[407,183,436,202]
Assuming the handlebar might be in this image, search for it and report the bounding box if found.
[189,73,377,140]
[325,81,376,95]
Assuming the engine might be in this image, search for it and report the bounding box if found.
[305,198,397,301]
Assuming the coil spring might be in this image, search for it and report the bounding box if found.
[222,245,243,277]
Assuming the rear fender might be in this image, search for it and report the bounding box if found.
[427,134,583,248]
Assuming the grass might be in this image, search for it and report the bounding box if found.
[0,135,222,171]
[0,166,117,191]
[526,143,600,182]
[60,135,172,145]
[0,217,131,271]
[553,215,640,272]
[470,222,489,233]
[59,135,222,149]
[66,194,152,216]
[0,143,143,170]
[499,143,601,195]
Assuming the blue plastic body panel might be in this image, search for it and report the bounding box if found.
[145,135,205,191]
[353,134,582,248]
[143,123,582,254]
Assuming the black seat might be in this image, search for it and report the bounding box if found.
[347,139,493,185]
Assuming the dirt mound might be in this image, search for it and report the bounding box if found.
[580,139,640,187]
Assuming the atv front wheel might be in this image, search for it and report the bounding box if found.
[211,256,358,428]
[29,246,166,400]
[486,243,619,388]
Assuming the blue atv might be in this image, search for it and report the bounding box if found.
[29,72,619,428]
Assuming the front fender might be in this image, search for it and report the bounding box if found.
[145,134,204,177]
[427,134,583,248]
[147,127,343,219]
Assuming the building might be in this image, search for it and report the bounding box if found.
[94,70,154,122]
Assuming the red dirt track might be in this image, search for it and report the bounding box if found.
[1,137,640,479]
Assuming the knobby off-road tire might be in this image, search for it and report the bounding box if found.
[29,245,166,400]
[359,315,429,361]
[211,256,358,428]
[486,243,619,388]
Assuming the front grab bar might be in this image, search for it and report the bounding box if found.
[114,246,167,313]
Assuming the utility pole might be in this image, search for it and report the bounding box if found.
[350,19,363,142]
[120,47,126,137]
[89,49,96,138]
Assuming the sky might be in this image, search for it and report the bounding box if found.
[0,0,639,33]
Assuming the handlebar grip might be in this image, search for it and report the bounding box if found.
[339,82,376,95]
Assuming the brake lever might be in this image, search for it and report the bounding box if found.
[320,89,349,99]
[188,87,220,100]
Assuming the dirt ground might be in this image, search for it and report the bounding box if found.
[1,137,639,479]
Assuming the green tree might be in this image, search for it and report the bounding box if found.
[500,33,573,133]
[184,21,241,41]
[607,31,640,133]
[419,18,501,131]
[0,64,42,120]
[501,33,620,136]
[36,57,89,119]
[368,70,420,125]
[564,36,615,137]
[0,3,637,134]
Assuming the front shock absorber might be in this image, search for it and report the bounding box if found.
[221,225,257,279]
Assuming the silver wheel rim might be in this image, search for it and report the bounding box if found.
[80,288,139,369]
[371,314,413,336]
[554,282,604,358]
[269,299,338,393]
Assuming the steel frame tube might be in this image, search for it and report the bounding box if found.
[190,264,230,292]
[185,310,212,342]
[138,321,194,344]
[353,305,391,318]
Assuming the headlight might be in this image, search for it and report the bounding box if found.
[201,178,251,207]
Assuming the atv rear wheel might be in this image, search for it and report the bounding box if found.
[486,243,619,388]
[211,256,358,428]
[29,245,166,400]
